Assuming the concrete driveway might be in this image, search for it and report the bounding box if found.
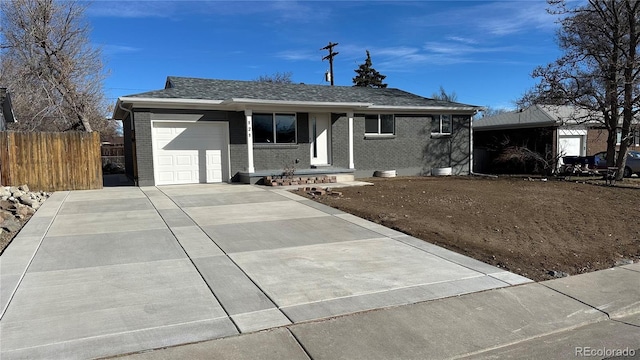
[0,184,530,359]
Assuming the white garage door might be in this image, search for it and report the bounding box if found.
[559,136,583,157]
[152,122,227,185]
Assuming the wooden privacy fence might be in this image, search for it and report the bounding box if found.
[0,131,103,191]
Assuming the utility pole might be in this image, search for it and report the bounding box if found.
[321,42,339,86]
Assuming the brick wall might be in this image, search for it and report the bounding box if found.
[587,127,640,155]
[332,114,471,177]
[587,128,609,155]
[133,111,154,186]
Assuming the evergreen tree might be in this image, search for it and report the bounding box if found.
[352,50,387,88]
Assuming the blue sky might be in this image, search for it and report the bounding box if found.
[87,1,563,111]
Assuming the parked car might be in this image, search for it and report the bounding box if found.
[593,151,640,177]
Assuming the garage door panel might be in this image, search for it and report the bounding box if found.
[176,171,197,182]
[157,155,174,166]
[157,172,176,183]
[153,122,227,185]
[154,127,174,135]
[175,155,196,166]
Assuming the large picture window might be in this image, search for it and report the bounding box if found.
[365,114,395,135]
[253,113,296,143]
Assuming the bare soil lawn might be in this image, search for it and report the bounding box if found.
[299,177,640,281]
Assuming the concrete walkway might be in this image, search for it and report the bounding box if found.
[1,184,632,359]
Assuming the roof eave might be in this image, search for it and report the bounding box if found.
[473,121,558,131]
[113,96,482,119]
[366,105,481,113]
[224,98,373,110]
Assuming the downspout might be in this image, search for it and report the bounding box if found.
[118,101,138,186]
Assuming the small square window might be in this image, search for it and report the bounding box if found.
[432,115,452,135]
[364,114,395,135]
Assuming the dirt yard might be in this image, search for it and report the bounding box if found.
[299,177,640,281]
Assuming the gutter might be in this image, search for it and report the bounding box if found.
[116,96,482,113]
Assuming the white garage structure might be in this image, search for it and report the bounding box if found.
[152,121,230,185]
[558,129,587,165]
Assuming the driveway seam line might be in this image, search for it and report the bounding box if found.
[140,187,242,334]
[150,186,296,327]
[0,191,70,320]
[539,282,612,320]
[620,266,640,274]
[286,328,314,360]
[610,318,640,328]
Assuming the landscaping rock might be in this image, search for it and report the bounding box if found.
[0,187,10,198]
[614,259,634,266]
[1,217,22,232]
[18,195,36,207]
[548,270,569,278]
[0,185,49,232]
[0,209,14,221]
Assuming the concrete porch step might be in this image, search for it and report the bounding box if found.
[238,168,355,184]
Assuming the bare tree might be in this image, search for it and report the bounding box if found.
[431,86,458,102]
[480,107,510,117]
[254,72,293,84]
[0,0,110,133]
[522,0,640,179]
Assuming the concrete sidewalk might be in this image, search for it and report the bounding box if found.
[118,263,640,360]
[0,184,532,359]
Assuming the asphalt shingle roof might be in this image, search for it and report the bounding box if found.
[124,76,479,109]
[473,105,601,130]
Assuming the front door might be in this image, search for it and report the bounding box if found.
[310,113,331,165]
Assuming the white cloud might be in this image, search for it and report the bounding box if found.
[275,49,319,61]
[101,44,141,55]
[88,1,178,18]
[407,1,558,38]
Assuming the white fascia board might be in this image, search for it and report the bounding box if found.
[118,97,225,107]
[224,98,373,109]
[366,105,481,113]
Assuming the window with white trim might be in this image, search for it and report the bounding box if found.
[364,114,395,135]
[432,114,452,135]
[253,113,296,143]
[616,128,622,145]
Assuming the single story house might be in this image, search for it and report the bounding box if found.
[473,104,640,174]
[113,77,482,186]
[0,88,17,131]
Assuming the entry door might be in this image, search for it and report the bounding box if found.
[310,113,331,165]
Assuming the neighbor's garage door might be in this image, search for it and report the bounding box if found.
[559,136,583,157]
[152,122,227,185]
